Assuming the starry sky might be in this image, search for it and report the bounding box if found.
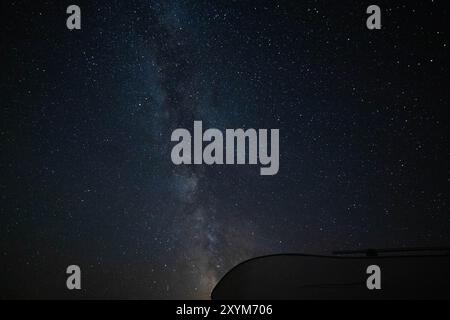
[1,0,449,299]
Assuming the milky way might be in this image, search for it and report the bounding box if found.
[1,0,449,299]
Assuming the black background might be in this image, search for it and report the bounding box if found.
[1,0,449,299]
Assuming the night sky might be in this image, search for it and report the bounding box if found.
[1,0,449,299]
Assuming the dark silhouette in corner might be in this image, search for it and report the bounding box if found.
[212,247,450,300]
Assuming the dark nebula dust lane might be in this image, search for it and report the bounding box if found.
[1,0,449,299]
